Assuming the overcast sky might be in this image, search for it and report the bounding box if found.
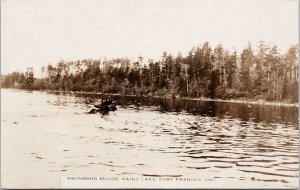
[1,0,298,76]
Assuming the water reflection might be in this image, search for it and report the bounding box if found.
[60,92,298,125]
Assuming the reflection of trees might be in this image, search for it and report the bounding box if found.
[207,101,217,117]
[50,89,298,126]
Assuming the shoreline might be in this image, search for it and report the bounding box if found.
[45,89,300,107]
[2,88,298,107]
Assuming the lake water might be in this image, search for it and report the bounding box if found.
[1,89,299,188]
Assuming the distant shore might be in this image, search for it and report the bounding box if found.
[40,89,299,108]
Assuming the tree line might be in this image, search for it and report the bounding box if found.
[1,42,298,103]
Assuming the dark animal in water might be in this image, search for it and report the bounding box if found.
[87,98,117,115]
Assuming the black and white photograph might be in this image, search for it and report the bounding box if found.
[1,0,298,188]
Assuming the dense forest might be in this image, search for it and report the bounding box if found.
[1,42,298,103]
